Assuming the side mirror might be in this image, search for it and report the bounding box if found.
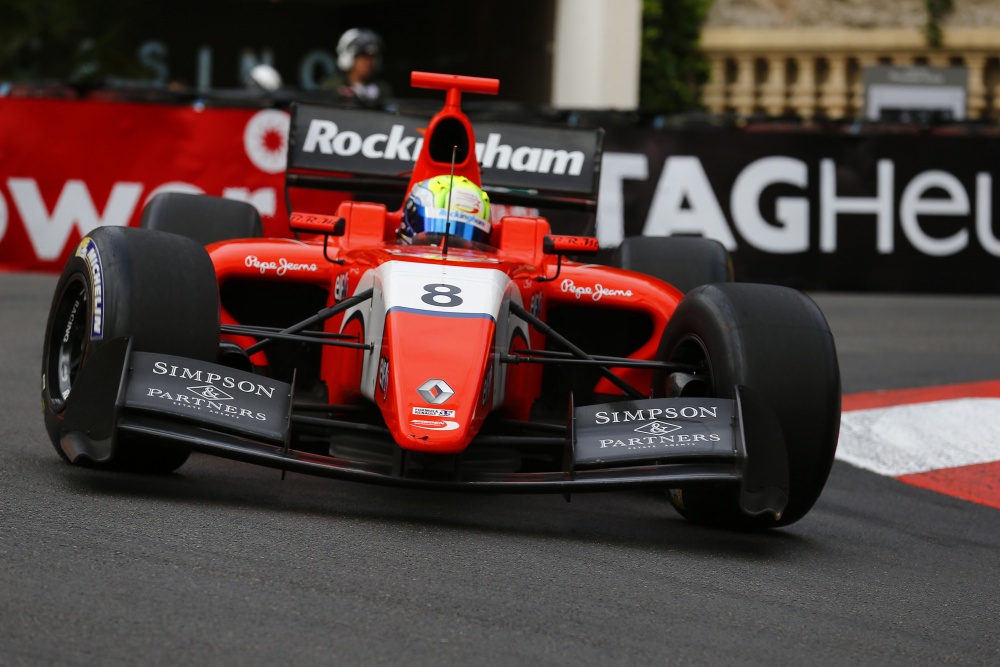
[542,234,600,256]
[289,212,345,236]
[538,235,599,283]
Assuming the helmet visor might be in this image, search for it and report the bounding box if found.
[416,206,492,243]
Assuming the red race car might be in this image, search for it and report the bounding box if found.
[41,72,841,528]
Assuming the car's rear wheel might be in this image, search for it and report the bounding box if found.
[613,236,732,293]
[42,226,221,472]
[140,192,263,244]
[653,283,841,528]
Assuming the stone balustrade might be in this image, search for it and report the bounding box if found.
[699,27,1000,120]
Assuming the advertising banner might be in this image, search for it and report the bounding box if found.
[0,97,292,272]
[597,127,1000,292]
[2,96,999,291]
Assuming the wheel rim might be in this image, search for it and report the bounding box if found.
[46,276,90,409]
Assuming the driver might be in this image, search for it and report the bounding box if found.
[399,175,492,245]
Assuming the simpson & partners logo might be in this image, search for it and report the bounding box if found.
[124,353,292,443]
[573,398,735,466]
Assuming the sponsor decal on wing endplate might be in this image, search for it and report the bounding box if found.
[125,352,292,443]
[573,397,736,466]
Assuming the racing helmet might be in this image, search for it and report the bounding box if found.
[336,28,383,71]
[402,175,492,244]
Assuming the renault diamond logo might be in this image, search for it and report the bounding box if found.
[417,379,454,405]
[188,385,235,401]
[633,420,681,435]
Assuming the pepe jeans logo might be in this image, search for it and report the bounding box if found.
[244,255,319,276]
[560,279,633,302]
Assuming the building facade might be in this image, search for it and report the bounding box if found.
[699,0,1000,119]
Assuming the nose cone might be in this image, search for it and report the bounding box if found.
[383,309,495,454]
[369,259,515,454]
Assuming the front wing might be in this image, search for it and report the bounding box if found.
[57,338,789,520]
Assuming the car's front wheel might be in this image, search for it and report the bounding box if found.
[42,226,221,472]
[654,283,841,527]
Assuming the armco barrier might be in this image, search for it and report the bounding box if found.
[2,91,998,292]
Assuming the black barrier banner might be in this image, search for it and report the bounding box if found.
[596,127,1000,293]
[289,104,602,195]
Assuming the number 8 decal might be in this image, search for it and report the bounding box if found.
[421,283,463,308]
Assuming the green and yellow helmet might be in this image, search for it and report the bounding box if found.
[402,175,492,244]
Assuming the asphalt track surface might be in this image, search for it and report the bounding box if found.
[3,272,1000,666]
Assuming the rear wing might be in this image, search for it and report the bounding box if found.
[285,103,604,212]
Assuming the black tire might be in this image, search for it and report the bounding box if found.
[42,226,221,472]
[140,192,263,244]
[654,283,841,528]
[613,236,733,293]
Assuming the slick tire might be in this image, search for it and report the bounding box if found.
[613,236,732,294]
[140,192,263,244]
[42,226,221,473]
[654,283,841,528]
